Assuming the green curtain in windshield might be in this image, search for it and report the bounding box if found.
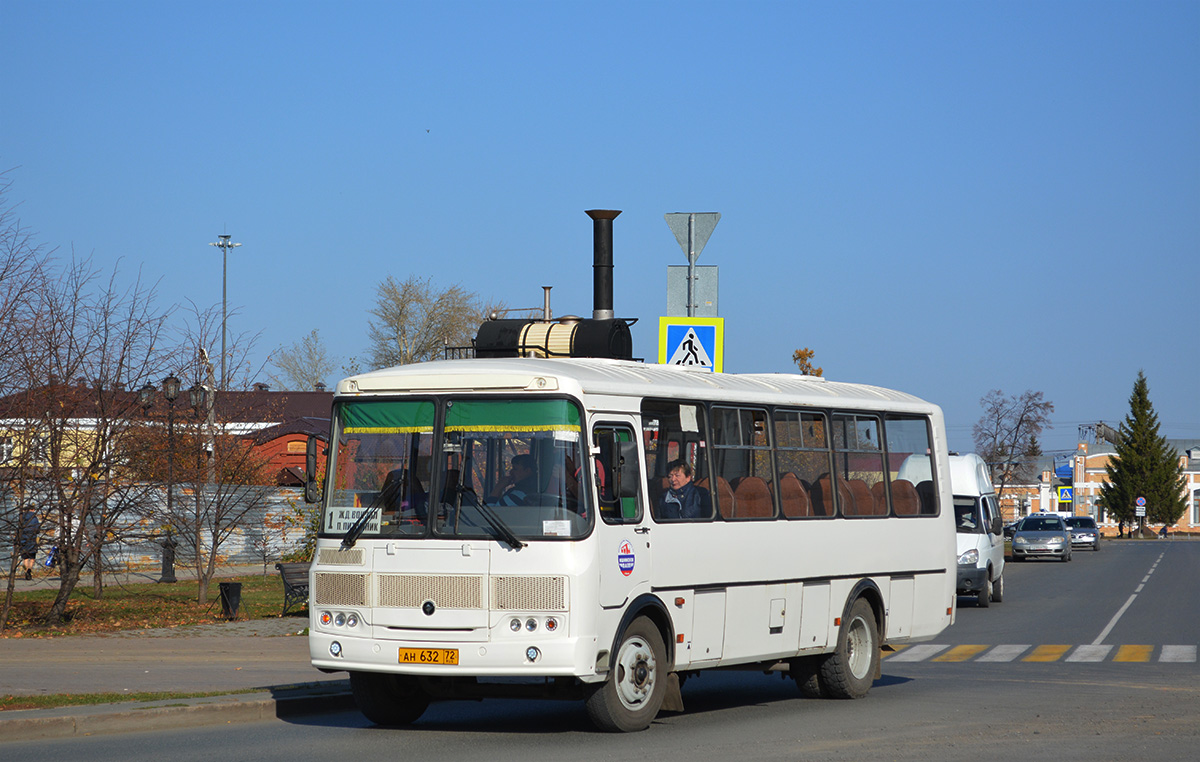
[341,400,436,434]
[444,399,581,433]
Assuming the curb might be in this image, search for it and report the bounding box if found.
[0,681,354,743]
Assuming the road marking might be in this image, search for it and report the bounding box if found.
[884,644,949,662]
[932,645,989,662]
[976,645,1030,662]
[1113,645,1154,662]
[1023,645,1072,662]
[1092,593,1138,646]
[1160,645,1197,663]
[881,644,1197,663]
[1066,645,1112,662]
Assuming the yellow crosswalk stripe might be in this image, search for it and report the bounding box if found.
[933,645,989,662]
[1022,645,1072,662]
[1113,645,1154,662]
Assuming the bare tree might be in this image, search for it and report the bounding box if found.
[366,275,499,369]
[972,389,1055,498]
[166,308,273,603]
[3,254,172,625]
[267,328,335,391]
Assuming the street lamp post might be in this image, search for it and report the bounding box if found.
[208,234,242,391]
[139,376,182,583]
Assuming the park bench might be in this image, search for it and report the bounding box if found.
[275,561,311,616]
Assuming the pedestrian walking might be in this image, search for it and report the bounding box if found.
[17,507,39,580]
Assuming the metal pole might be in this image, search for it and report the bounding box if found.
[208,234,241,391]
[687,213,695,317]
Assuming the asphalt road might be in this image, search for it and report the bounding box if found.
[6,540,1197,760]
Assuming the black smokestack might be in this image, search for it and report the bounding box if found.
[586,209,620,320]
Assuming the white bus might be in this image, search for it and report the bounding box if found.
[306,357,956,732]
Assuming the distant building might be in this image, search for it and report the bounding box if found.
[993,440,1200,534]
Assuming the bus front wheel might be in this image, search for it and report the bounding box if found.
[819,598,879,699]
[349,671,430,726]
[586,617,668,732]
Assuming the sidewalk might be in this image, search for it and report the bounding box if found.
[1,565,354,742]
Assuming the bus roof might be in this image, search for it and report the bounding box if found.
[337,358,941,416]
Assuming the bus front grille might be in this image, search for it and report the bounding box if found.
[378,574,483,609]
[491,576,566,611]
[314,572,370,606]
[317,547,364,565]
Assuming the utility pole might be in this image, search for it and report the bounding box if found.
[208,234,242,390]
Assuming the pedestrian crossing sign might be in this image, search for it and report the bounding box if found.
[1058,487,1073,503]
[658,317,724,373]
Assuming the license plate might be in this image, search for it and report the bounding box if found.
[398,648,459,665]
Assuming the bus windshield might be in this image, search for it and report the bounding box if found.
[323,397,591,542]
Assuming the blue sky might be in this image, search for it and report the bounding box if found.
[2,1,1197,456]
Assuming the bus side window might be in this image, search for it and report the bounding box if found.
[595,425,642,524]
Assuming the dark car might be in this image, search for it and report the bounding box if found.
[1011,513,1072,562]
[1064,515,1100,551]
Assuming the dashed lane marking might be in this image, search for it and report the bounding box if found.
[881,645,1197,663]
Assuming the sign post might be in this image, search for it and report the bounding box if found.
[665,212,720,317]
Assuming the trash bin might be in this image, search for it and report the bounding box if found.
[218,582,243,620]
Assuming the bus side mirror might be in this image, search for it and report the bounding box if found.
[990,516,1003,536]
[305,436,322,504]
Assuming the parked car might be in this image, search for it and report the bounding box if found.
[1064,515,1100,551]
[1011,513,1072,562]
[1003,520,1020,539]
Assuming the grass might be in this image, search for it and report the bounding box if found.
[0,572,309,712]
[1,572,304,638]
[1,688,264,713]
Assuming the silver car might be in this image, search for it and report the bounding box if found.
[1011,514,1072,562]
[1064,516,1100,551]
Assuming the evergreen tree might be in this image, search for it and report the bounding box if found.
[1099,371,1187,529]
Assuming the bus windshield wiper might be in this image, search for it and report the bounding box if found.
[341,478,402,550]
[459,486,525,550]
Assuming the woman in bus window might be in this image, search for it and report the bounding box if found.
[658,459,710,519]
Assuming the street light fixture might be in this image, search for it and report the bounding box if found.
[208,234,242,391]
[139,376,182,583]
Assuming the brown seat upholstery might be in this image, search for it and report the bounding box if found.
[816,475,852,516]
[891,479,920,516]
[775,472,811,517]
[696,476,734,518]
[871,481,888,516]
[731,476,773,519]
[845,479,875,516]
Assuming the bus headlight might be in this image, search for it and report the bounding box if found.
[544,617,559,632]
[346,613,359,628]
[320,611,333,625]
[958,549,979,566]
[510,618,522,632]
[525,618,537,632]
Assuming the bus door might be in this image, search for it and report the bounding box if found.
[594,421,650,608]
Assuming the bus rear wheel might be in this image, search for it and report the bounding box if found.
[819,598,879,699]
[585,617,668,732]
[790,655,825,698]
[349,671,430,726]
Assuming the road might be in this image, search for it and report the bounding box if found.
[7,541,1197,761]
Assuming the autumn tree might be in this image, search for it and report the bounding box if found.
[972,389,1054,498]
[267,328,335,391]
[166,309,275,603]
[1,254,172,625]
[792,347,823,377]
[1099,371,1187,530]
[366,275,500,369]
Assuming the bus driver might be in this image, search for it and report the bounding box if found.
[658,459,710,519]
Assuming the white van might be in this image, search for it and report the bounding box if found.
[948,454,1005,607]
